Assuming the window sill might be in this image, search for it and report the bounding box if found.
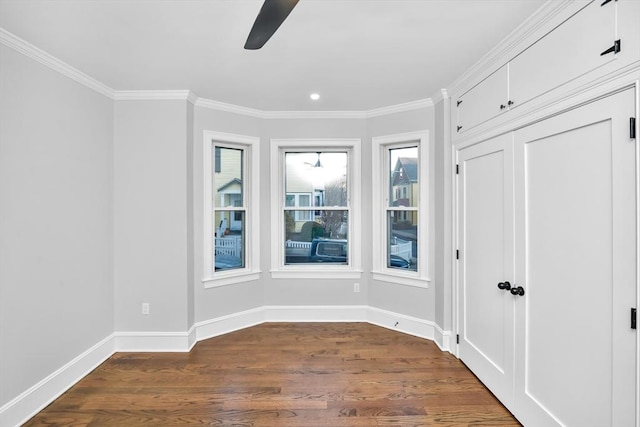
[203,270,261,288]
[270,268,363,280]
[372,270,430,288]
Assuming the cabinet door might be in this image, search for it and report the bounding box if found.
[509,0,616,108]
[512,88,637,426]
[457,133,515,407]
[456,65,508,134]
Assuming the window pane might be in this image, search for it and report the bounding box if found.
[214,146,243,208]
[285,152,348,207]
[285,194,295,207]
[387,211,417,271]
[284,211,348,265]
[389,146,418,208]
[214,210,245,271]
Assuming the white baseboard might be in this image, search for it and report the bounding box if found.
[265,305,369,322]
[114,331,194,352]
[0,334,115,427]
[195,307,265,342]
[434,323,453,353]
[2,305,453,427]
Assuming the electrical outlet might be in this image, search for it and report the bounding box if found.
[353,283,360,293]
[142,303,150,315]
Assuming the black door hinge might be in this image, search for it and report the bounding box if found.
[631,117,636,139]
[456,250,459,260]
[600,39,621,56]
[456,164,459,175]
[457,100,463,107]
[456,334,460,344]
[632,308,637,330]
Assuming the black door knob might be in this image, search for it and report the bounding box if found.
[498,281,511,290]
[510,286,525,296]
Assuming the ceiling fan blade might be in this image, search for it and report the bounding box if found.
[244,0,300,50]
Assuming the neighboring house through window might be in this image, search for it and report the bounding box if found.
[271,139,362,279]
[372,131,430,287]
[203,131,260,287]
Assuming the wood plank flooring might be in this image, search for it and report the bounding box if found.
[24,323,521,426]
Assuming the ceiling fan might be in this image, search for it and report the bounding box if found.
[244,0,300,50]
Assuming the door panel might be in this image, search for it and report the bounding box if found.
[458,133,514,406]
[513,89,637,426]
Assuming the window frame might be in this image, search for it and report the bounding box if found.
[270,139,362,279]
[372,131,430,288]
[203,131,260,287]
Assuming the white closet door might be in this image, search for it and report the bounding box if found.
[513,88,637,427]
[457,133,515,407]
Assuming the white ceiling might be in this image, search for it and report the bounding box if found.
[0,0,547,112]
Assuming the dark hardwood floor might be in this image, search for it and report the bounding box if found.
[24,323,521,426]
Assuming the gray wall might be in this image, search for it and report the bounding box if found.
[366,108,437,321]
[0,44,445,410]
[433,97,453,331]
[113,100,192,332]
[261,118,370,308]
[0,46,114,406]
[193,108,264,322]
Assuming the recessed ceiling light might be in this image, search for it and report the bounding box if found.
[310,93,320,101]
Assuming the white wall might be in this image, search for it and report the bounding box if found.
[0,46,114,406]
[113,100,192,332]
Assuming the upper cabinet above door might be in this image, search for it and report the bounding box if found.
[509,0,616,109]
[454,0,638,138]
[456,65,509,135]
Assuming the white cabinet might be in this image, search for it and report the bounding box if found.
[509,0,616,106]
[456,65,509,133]
[457,89,637,426]
[455,0,630,135]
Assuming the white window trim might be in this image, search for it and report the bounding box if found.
[372,131,430,288]
[270,138,362,279]
[203,131,260,288]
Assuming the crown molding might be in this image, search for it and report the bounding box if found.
[0,27,115,99]
[194,97,267,118]
[365,98,433,118]
[264,110,367,119]
[1,26,433,119]
[431,88,449,105]
[113,90,197,104]
[446,0,575,98]
[195,98,433,119]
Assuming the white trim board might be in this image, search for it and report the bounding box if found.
[1,307,452,427]
[0,27,114,99]
[0,27,433,119]
[0,334,116,427]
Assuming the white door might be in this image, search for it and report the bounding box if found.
[512,88,637,426]
[457,133,515,407]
